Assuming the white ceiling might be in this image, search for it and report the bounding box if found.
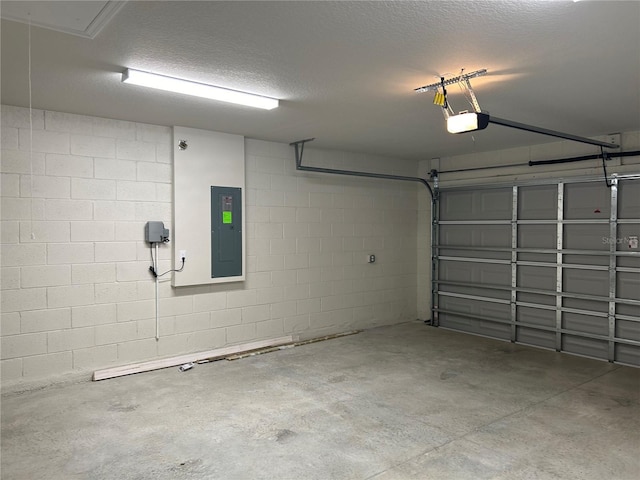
[2,1,639,161]
[0,1,124,38]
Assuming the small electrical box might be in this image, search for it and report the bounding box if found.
[145,221,170,244]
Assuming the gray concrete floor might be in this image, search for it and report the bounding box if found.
[1,321,639,480]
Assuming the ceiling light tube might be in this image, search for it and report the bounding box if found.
[121,68,279,110]
[446,112,490,134]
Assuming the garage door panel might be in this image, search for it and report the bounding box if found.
[479,266,511,286]
[440,189,511,220]
[517,306,555,328]
[617,256,640,268]
[517,292,556,306]
[518,224,556,249]
[617,225,640,252]
[440,314,511,340]
[564,224,609,250]
[440,283,511,301]
[618,180,640,218]
[439,297,510,318]
[564,268,608,297]
[563,254,609,267]
[615,344,640,365]
[440,249,510,261]
[436,177,639,366]
[439,262,473,283]
[616,320,640,342]
[518,252,555,263]
[564,183,611,219]
[562,335,608,360]
[440,225,511,247]
[562,312,608,336]
[518,185,557,220]
[617,271,640,301]
[617,304,640,317]
[563,297,608,314]
[518,265,555,290]
[440,261,510,285]
[516,327,555,349]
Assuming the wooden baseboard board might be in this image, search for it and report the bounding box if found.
[92,335,295,381]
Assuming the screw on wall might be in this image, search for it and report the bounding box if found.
[178,139,188,150]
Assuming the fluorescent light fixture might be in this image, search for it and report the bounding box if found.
[446,112,490,134]
[121,68,279,110]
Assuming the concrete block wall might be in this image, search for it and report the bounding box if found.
[1,105,423,387]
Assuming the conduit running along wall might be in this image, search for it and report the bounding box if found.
[433,174,640,366]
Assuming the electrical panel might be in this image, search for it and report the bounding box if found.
[172,126,245,287]
[145,221,170,243]
[211,186,242,278]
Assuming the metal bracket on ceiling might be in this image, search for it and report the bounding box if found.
[462,75,482,113]
[418,69,487,120]
[289,138,315,168]
[414,69,488,93]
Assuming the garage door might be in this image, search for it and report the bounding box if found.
[433,175,640,366]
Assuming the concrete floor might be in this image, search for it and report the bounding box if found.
[1,321,639,480]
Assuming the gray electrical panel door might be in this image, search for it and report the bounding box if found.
[211,186,242,278]
[434,177,640,366]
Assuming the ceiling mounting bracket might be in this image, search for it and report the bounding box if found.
[462,76,482,113]
[289,138,316,168]
[414,69,488,93]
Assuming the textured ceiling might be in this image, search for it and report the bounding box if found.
[2,1,639,161]
[0,1,124,38]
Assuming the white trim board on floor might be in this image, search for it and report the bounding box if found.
[93,335,295,381]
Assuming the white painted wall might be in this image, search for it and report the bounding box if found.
[0,105,422,388]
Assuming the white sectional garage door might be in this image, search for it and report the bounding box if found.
[433,175,640,366]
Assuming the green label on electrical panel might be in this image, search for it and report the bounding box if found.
[222,211,232,224]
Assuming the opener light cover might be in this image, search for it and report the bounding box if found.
[447,112,490,134]
[122,69,279,110]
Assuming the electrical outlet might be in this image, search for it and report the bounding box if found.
[179,250,187,260]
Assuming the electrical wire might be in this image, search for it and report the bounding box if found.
[149,244,185,277]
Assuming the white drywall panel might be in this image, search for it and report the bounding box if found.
[172,126,245,286]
